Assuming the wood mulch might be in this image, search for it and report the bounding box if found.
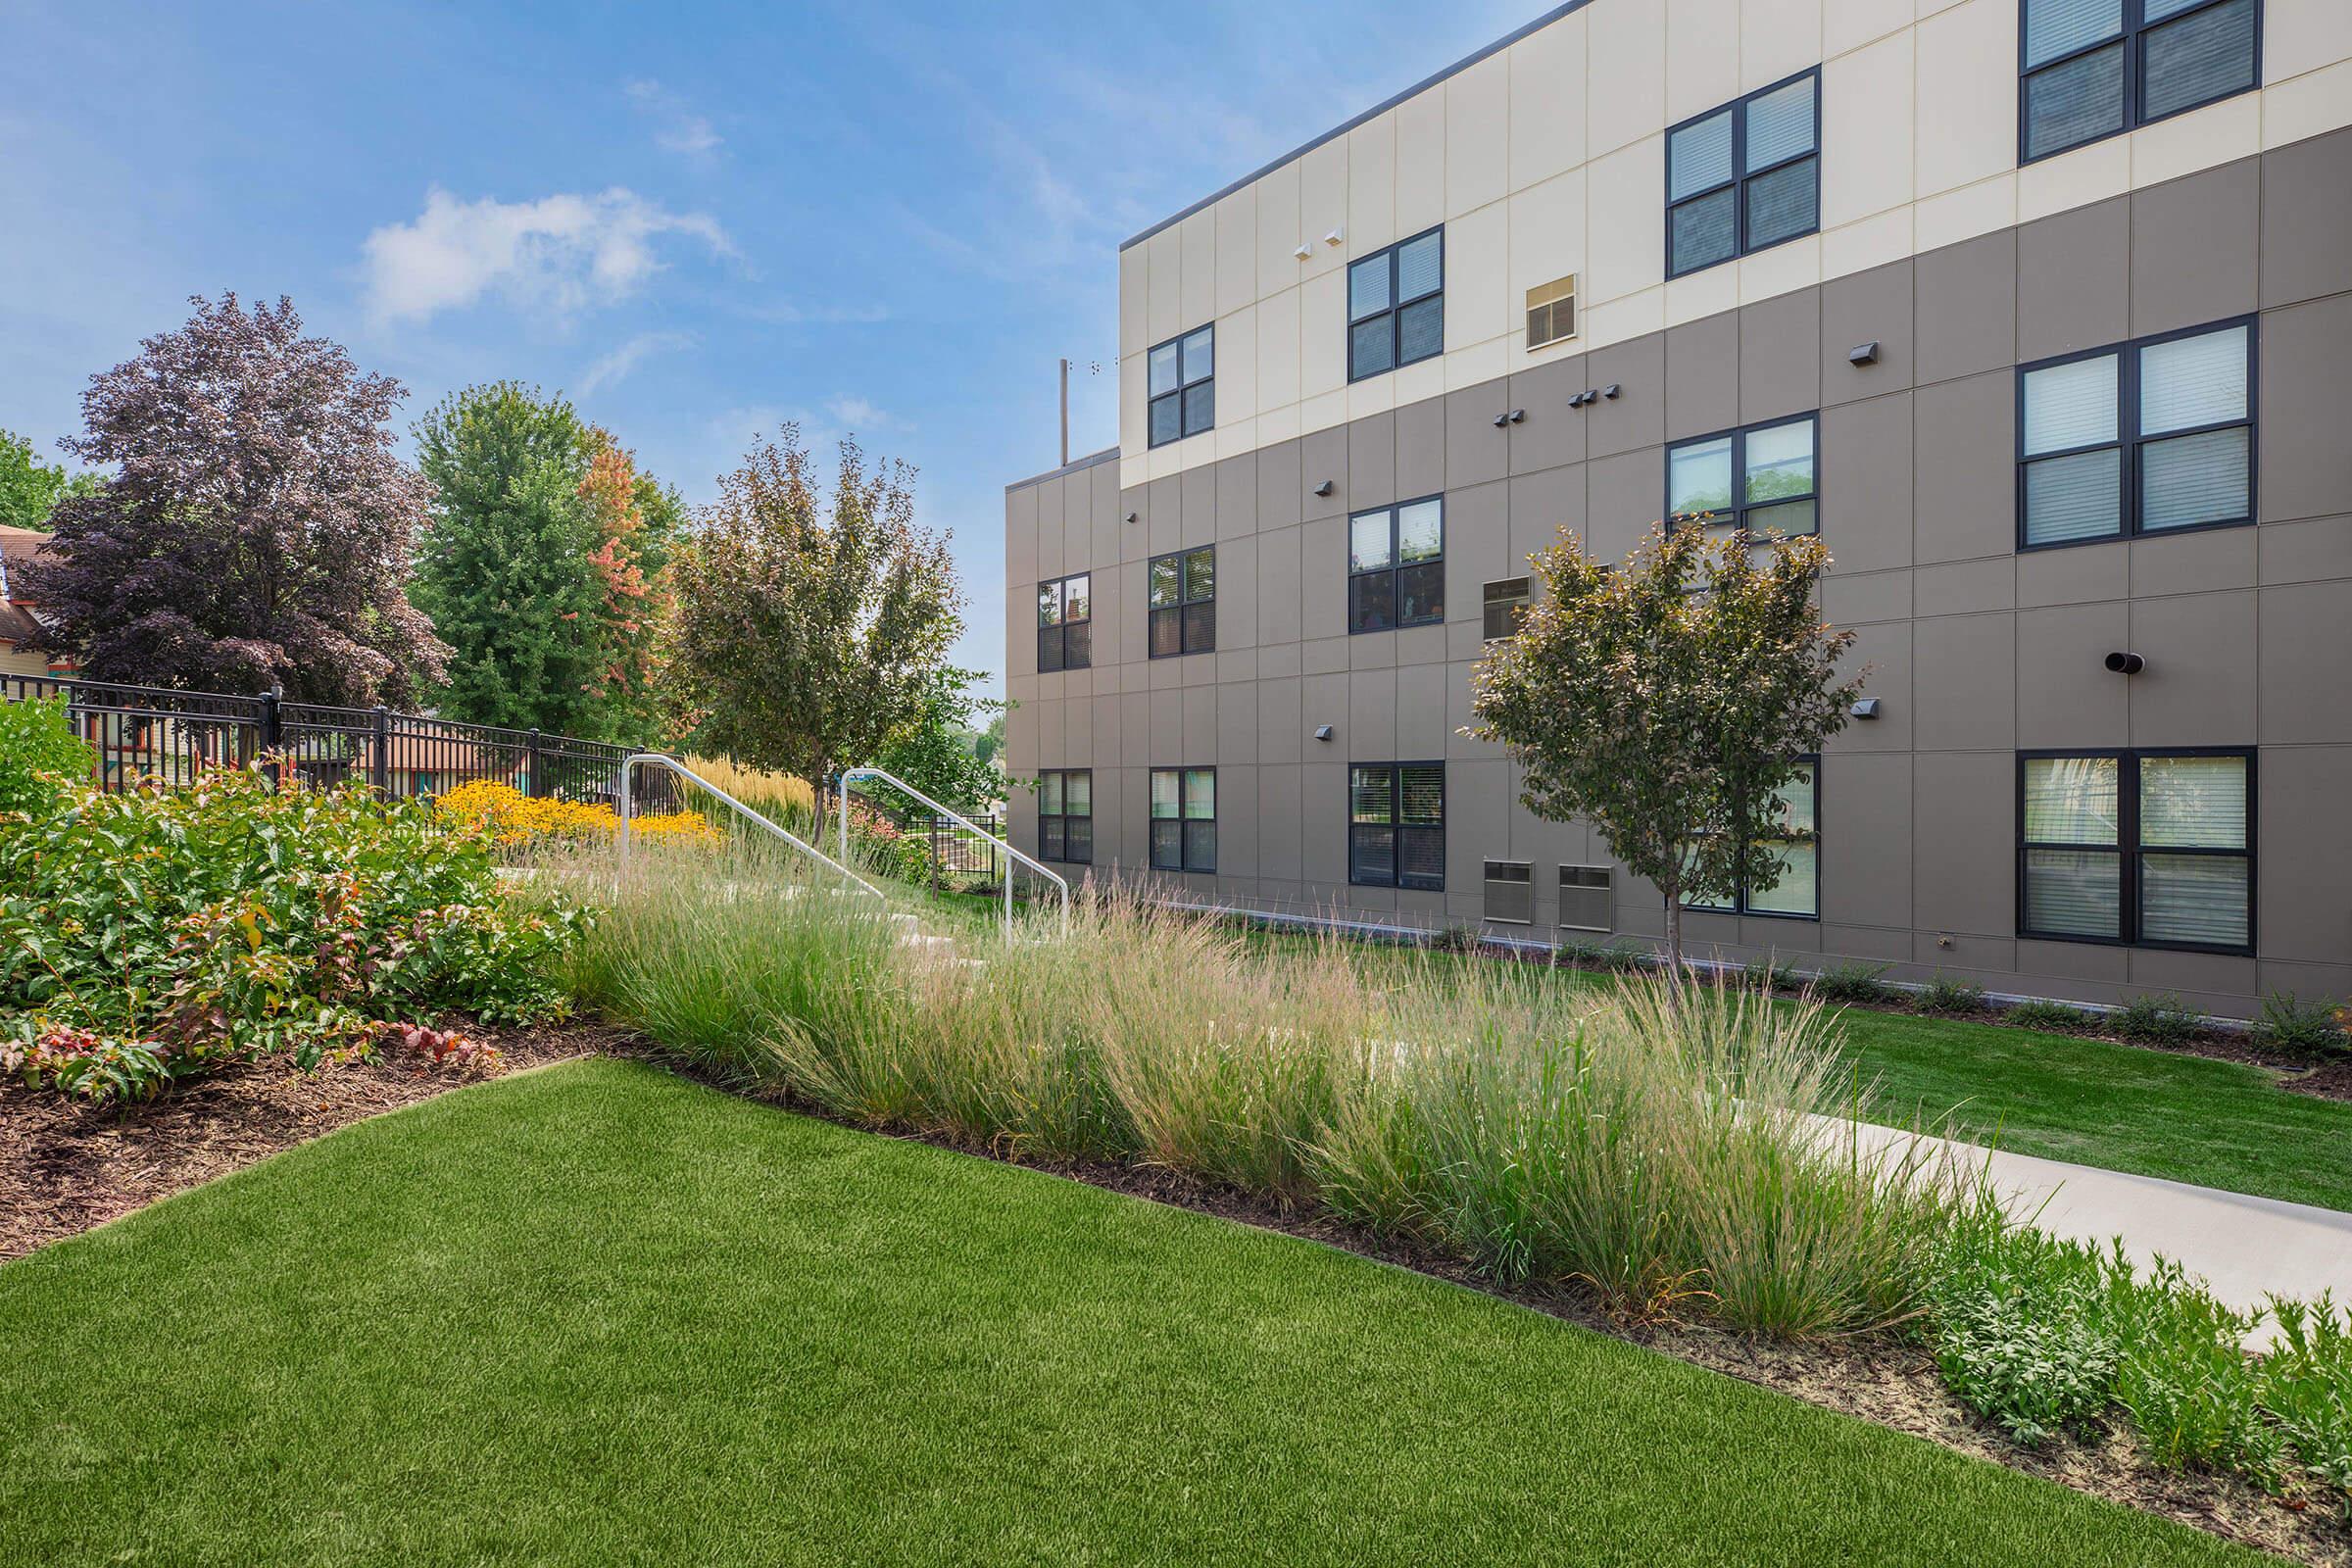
[5,1025,2347,1565]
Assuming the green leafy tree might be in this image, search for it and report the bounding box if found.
[0,430,98,530]
[669,426,963,846]
[1469,523,1864,987]
[868,665,1004,814]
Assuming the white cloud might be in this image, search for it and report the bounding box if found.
[576,329,698,396]
[624,78,722,158]
[360,186,735,325]
[824,394,903,431]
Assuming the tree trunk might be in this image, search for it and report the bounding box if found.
[812,757,832,860]
[1661,872,1686,1004]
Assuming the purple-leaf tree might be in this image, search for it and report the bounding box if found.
[24,294,450,705]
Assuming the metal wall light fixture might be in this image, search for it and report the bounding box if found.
[1313,724,1335,742]
[2105,651,2146,674]
[1848,341,1881,366]
[1312,479,1335,497]
[1492,408,1526,428]
[1850,697,1881,719]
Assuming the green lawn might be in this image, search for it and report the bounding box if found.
[0,1058,2264,1566]
[1236,930,2352,1212]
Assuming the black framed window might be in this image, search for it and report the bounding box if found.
[1150,767,1216,873]
[1348,228,1445,382]
[1685,760,1820,918]
[2018,318,2254,550]
[2021,0,2259,164]
[1349,763,1445,891]
[2019,750,2252,953]
[1482,577,1532,641]
[1667,70,1819,279]
[1148,547,1215,658]
[1666,415,1819,536]
[1038,769,1092,864]
[1149,325,1215,448]
[1348,497,1444,634]
[1036,572,1092,672]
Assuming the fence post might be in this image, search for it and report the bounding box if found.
[370,707,390,796]
[526,729,542,799]
[258,685,282,787]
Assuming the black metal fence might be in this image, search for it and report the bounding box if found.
[895,808,1006,884]
[2,674,648,804]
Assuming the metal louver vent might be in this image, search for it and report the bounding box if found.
[1558,863,1614,933]
[1526,274,1577,351]
[1484,859,1534,925]
[1483,577,1531,641]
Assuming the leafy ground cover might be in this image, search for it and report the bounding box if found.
[0,1057,2269,1568]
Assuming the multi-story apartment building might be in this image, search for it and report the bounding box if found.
[1004,0,2352,1017]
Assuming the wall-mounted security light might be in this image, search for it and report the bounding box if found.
[1323,229,1345,247]
[1312,479,1335,497]
[1601,383,1621,400]
[1850,697,1881,719]
[1313,724,1335,742]
[1569,390,1593,408]
[1293,243,1312,261]
[1848,341,1881,366]
[1124,511,1138,524]
[2104,651,2146,674]
[1491,409,1527,428]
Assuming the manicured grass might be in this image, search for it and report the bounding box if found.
[0,1059,2264,1566]
[1240,930,2352,1213]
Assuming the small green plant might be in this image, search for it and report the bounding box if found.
[1917,975,1990,1014]
[2251,992,2347,1059]
[2003,999,2097,1034]
[1428,921,1483,955]
[2111,991,2202,1047]
[0,695,94,818]
[1741,956,1800,994]
[1809,961,1894,1005]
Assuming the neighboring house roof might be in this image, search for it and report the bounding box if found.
[0,526,54,650]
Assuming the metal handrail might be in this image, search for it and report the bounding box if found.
[839,766,1069,942]
[620,753,886,905]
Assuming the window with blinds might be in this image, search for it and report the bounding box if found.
[1036,573,1092,672]
[2022,0,2259,164]
[1147,324,1214,448]
[1148,547,1216,658]
[1667,71,1819,279]
[1348,228,1445,382]
[1038,769,1092,864]
[1149,766,1216,874]
[2019,751,2251,951]
[1349,497,1445,634]
[1349,763,1446,891]
[1667,416,1819,538]
[2018,318,2253,549]
[1526,274,1577,351]
[1483,577,1532,641]
[1683,760,1820,918]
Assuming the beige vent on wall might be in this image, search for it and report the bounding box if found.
[1484,859,1534,925]
[1483,577,1531,641]
[1558,864,1613,933]
[1526,274,1577,351]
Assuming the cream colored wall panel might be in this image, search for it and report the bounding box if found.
[1255,284,1303,413]
[1444,200,1511,351]
[1348,374,1396,423]
[1298,268,1347,399]
[1914,0,1966,15]
[1255,160,1304,301]
[1119,244,1148,359]
[1446,336,1512,390]
[2267,0,2352,82]
[1216,418,1261,463]
[1665,0,1741,122]
[1396,87,1447,236]
[1446,53,1512,218]
[1214,190,1257,319]
[1582,284,1665,351]
[1299,137,1349,281]
[1507,170,1586,328]
[1179,210,1216,333]
[1586,0,1667,159]
[1394,357,1446,415]
[1820,204,1913,278]
[2132,94,2259,188]
[1665,265,1740,326]
[1508,11,1589,193]
[1257,402,1301,447]
[1583,135,1664,304]
[1915,0,2018,197]
[1120,455,1149,495]
[1348,112,1399,255]
[1822,30,1914,227]
[1742,0,1825,91]
[1300,388,1348,436]
[1218,302,1259,422]
[2017,136,2130,222]
[1740,234,1822,302]
[2265,58,2352,148]
[1174,437,1215,478]
[1148,444,1177,483]
[1913,172,2016,250]
[1119,352,1147,459]
[1824,0,1911,56]
[1146,227,1182,344]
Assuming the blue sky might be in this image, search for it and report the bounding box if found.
[0,0,1533,697]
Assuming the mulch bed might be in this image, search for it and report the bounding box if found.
[5,1026,2347,1565]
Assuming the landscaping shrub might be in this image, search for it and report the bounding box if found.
[2251,992,2347,1059]
[0,696,94,819]
[2003,999,2098,1034]
[1918,975,1991,1014]
[1740,956,1800,994]
[1809,961,1895,1005]
[0,766,585,1098]
[435,779,721,851]
[2112,991,2204,1047]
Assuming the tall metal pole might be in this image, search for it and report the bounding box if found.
[1058,357,1070,467]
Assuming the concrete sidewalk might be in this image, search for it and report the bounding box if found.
[1849,1119,2352,1329]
